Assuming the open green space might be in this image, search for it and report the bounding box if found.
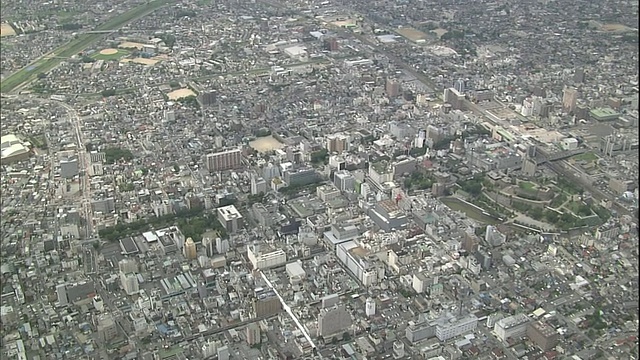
[440,197,501,225]
[572,151,598,162]
[91,49,129,61]
[0,0,172,93]
[518,181,536,191]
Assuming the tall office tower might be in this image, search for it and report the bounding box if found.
[454,79,465,93]
[386,78,401,98]
[246,323,261,345]
[317,305,352,337]
[562,87,578,113]
[183,237,197,259]
[204,148,242,172]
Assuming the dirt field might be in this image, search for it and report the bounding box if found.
[396,27,428,42]
[118,41,146,50]
[121,58,159,65]
[100,48,118,55]
[249,135,284,153]
[0,23,16,37]
[167,88,196,100]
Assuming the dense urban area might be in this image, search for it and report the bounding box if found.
[0,0,638,359]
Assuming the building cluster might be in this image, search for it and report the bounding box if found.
[1,0,638,359]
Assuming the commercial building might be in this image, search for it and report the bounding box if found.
[494,314,530,342]
[367,200,408,232]
[204,148,242,172]
[334,170,356,192]
[336,240,381,286]
[283,166,319,186]
[433,313,478,341]
[318,305,352,337]
[250,175,268,195]
[217,205,243,233]
[247,244,287,270]
[527,321,558,351]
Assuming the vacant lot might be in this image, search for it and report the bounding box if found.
[249,135,284,153]
[0,23,16,37]
[167,88,196,100]
[396,27,428,42]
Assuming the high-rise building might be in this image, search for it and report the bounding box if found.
[527,321,558,351]
[365,298,376,317]
[203,236,215,257]
[333,170,356,192]
[118,258,138,274]
[386,78,401,98]
[326,133,350,153]
[120,272,139,295]
[217,205,243,233]
[251,175,268,195]
[183,237,197,259]
[325,37,339,51]
[562,87,578,113]
[454,79,465,93]
[204,148,242,172]
[253,289,282,317]
[317,305,352,337]
[96,314,118,343]
[216,237,230,254]
[246,323,261,345]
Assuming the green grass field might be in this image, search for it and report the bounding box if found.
[92,49,129,60]
[572,151,598,162]
[0,0,172,93]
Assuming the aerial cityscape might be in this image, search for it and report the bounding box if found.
[0,0,638,359]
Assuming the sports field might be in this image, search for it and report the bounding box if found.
[0,0,172,93]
